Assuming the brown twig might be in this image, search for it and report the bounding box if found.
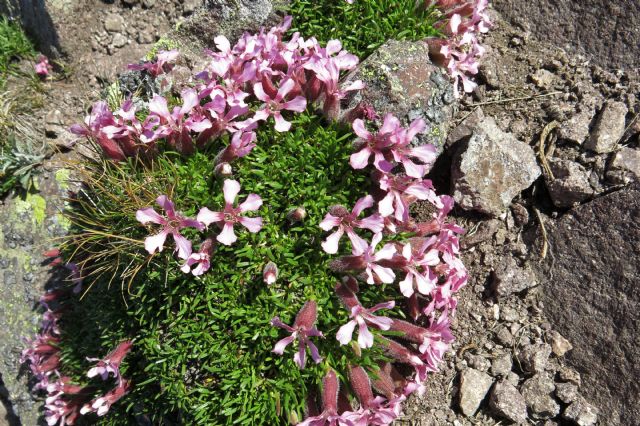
[538,121,559,180]
[533,207,548,260]
[467,91,563,107]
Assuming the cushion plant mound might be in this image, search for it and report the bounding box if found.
[20,1,492,424]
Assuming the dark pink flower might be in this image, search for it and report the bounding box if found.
[80,378,131,417]
[253,77,307,132]
[127,49,179,77]
[136,195,204,259]
[336,300,395,349]
[35,55,52,77]
[197,179,263,246]
[181,238,214,276]
[271,301,324,369]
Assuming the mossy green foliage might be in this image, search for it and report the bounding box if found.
[288,0,439,58]
[61,113,405,425]
[0,17,35,81]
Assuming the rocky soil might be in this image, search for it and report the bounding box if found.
[1,1,639,425]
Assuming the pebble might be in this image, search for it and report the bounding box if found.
[521,373,560,420]
[491,353,513,377]
[489,379,528,424]
[491,258,538,298]
[458,368,494,416]
[563,397,599,426]
[607,146,640,185]
[584,100,628,153]
[548,330,573,357]
[104,13,125,33]
[554,382,579,404]
[546,159,594,208]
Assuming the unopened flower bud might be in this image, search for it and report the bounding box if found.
[263,261,279,285]
[288,411,299,425]
[287,206,307,222]
[214,162,233,177]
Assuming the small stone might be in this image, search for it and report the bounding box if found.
[511,203,529,227]
[466,354,491,372]
[517,343,552,373]
[559,108,594,145]
[137,26,156,44]
[446,107,485,148]
[521,373,560,420]
[584,100,628,153]
[554,382,579,404]
[607,146,640,184]
[104,13,125,33]
[545,159,594,208]
[491,257,537,298]
[112,33,128,48]
[451,117,541,217]
[530,69,555,90]
[491,353,513,377]
[458,368,494,416]
[558,366,582,386]
[489,379,528,424]
[122,0,139,5]
[45,109,64,138]
[506,372,520,386]
[182,0,200,14]
[563,398,598,426]
[548,330,573,357]
[142,0,155,7]
[495,327,514,346]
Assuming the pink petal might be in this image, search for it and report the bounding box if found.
[371,264,396,284]
[370,301,395,313]
[357,323,374,349]
[239,216,263,233]
[136,207,165,225]
[156,195,176,217]
[149,95,171,121]
[350,147,372,169]
[356,214,384,233]
[180,89,199,116]
[217,222,237,246]
[376,243,397,260]
[403,158,426,178]
[223,179,241,205]
[282,96,307,113]
[319,214,341,231]
[399,274,415,298]
[273,112,292,132]
[144,230,169,255]
[197,208,224,226]
[214,35,231,52]
[273,335,295,355]
[253,83,270,103]
[276,78,295,101]
[378,193,395,218]
[238,194,262,212]
[172,232,192,260]
[307,341,322,364]
[409,144,436,163]
[336,320,357,345]
[352,195,374,216]
[293,341,306,369]
[380,113,401,134]
[352,119,371,140]
[321,228,344,254]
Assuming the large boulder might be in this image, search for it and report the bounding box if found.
[538,184,640,425]
[341,39,457,153]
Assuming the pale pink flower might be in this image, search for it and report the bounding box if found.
[136,195,204,259]
[319,195,383,254]
[253,77,307,132]
[271,301,323,369]
[349,114,400,172]
[35,55,52,77]
[86,341,133,381]
[353,233,397,285]
[336,301,395,348]
[180,238,214,276]
[197,179,263,246]
[397,238,440,298]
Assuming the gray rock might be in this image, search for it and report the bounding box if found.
[555,382,579,404]
[466,354,491,372]
[491,353,513,377]
[44,109,64,138]
[517,343,552,374]
[451,117,541,217]
[489,380,528,424]
[111,33,128,49]
[559,108,594,145]
[341,40,456,153]
[142,0,156,7]
[104,13,125,33]
[446,107,485,148]
[545,158,594,208]
[491,257,537,298]
[182,0,201,14]
[584,101,628,153]
[607,146,640,184]
[495,326,514,346]
[530,69,555,90]
[458,368,494,416]
[548,330,573,357]
[538,184,640,424]
[122,0,139,5]
[563,398,599,426]
[558,366,582,387]
[521,373,560,420]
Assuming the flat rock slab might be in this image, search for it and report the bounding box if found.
[538,184,640,425]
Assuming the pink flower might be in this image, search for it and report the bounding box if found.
[271,301,324,369]
[80,378,131,417]
[377,173,441,222]
[388,119,436,178]
[354,233,397,285]
[136,195,204,259]
[86,341,132,381]
[349,114,400,172]
[128,49,179,77]
[181,238,214,276]
[35,55,52,77]
[253,77,307,132]
[336,300,395,349]
[397,238,440,298]
[64,262,84,294]
[197,179,263,246]
[319,195,384,254]
[263,261,279,285]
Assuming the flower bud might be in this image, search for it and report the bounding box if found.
[328,205,349,217]
[287,206,307,222]
[214,162,233,177]
[263,261,278,285]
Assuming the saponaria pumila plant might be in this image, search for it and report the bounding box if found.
[21,3,489,424]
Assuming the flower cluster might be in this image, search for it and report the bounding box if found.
[35,55,52,77]
[20,278,132,425]
[136,179,263,276]
[71,17,365,161]
[424,0,492,93]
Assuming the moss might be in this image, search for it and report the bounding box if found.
[14,193,47,226]
[145,37,181,61]
[55,168,71,190]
